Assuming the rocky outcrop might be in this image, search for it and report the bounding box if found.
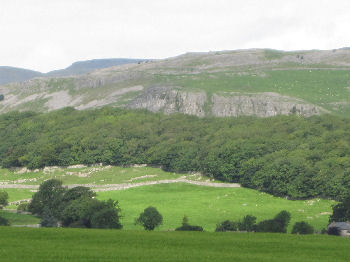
[127,87,207,117]
[128,88,325,117]
[211,93,325,117]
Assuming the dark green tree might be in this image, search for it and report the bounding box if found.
[135,206,163,230]
[40,206,58,227]
[291,221,314,234]
[238,215,257,232]
[28,179,66,217]
[215,220,238,232]
[0,216,10,226]
[0,191,9,208]
[329,195,350,222]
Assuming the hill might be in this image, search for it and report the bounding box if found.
[1,227,349,262]
[1,48,350,116]
[45,58,149,77]
[0,66,42,85]
[0,58,147,85]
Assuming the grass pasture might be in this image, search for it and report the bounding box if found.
[97,183,334,232]
[0,227,349,262]
[0,210,39,225]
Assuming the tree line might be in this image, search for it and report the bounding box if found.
[0,107,349,200]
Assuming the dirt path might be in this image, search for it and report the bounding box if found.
[0,178,240,192]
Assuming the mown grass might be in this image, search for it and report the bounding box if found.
[0,227,349,262]
[0,210,39,225]
[97,183,334,232]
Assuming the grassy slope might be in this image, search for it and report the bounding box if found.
[0,166,335,231]
[97,183,334,232]
[153,70,350,116]
[0,166,193,186]
[0,227,349,262]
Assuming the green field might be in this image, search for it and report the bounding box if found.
[97,183,334,232]
[0,210,39,225]
[0,166,336,231]
[0,227,349,262]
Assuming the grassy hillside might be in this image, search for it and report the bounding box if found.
[0,227,349,262]
[0,165,335,231]
[97,183,334,232]
[2,48,350,116]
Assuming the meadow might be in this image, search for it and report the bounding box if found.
[97,183,334,232]
[0,210,39,225]
[0,227,349,262]
[0,166,335,230]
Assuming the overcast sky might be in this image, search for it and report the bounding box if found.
[1,0,349,72]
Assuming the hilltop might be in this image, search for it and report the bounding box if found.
[0,58,147,85]
[1,48,350,117]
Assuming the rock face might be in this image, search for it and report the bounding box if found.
[211,93,324,117]
[127,87,207,117]
[127,87,324,117]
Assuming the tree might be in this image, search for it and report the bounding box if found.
[61,198,122,229]
[238,215,257,232]
[175,215,203,231]
[215,220,238,232]
[40,206,58,227]
[0,191,9,208]
[28,179,66,217]
[329,195,350,222]
[256,210,291,233]
[135,206,163,231]
[291,221,314,234]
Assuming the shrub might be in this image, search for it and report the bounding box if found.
[215,220,238,232]
[238,215,257,232]
[0,191,9,208]
[327,226,341,236]
[135,206,163,231]
[0,216,10,226]
[40,206,58,227]
[17,202,29,213]
[175,225,203,231]
[175,216,203,231]
[256,210,291,233]
[291,221,314,234]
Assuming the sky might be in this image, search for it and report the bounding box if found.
[1,0,349,72]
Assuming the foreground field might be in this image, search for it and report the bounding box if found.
[0,227,349,262]
[97,183,334,232]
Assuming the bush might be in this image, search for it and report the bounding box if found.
[327,226,341,236]
[291,221,314,234]
[40,206,58,227]
[17,202,29,213]
[135,206,163,231]
[175,225,203,231]
[256,210,291,233]
[238,215,257,232]
[0,216,10,226]
[0,191,9,208]
[175,216,203,231]
[215,220,238,232]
